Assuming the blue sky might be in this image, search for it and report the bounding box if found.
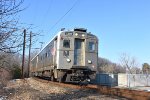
[19,0,150,65]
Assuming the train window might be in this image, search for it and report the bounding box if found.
[89,42,95,51]
[63,51,69,57]
[45,53,48,58]
[63,40,70,48]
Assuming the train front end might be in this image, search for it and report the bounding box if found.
[57,28,98,84]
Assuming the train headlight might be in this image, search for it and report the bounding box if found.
[66,58,71,62]
[87,79,90,82]
[75,33,78,36]
[88,60,92,64]
[82,34,85,37]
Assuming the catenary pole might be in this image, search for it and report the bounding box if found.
[22,29,26,79]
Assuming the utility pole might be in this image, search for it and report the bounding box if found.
[39,42,44,50]
[22,29,26,79]
[28,31,32,77]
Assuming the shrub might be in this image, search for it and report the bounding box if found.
[12,64,22,79]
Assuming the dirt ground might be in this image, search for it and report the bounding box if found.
[0,78,128,100]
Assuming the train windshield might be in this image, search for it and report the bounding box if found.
[63,39,70,48]
[88,42,95,51]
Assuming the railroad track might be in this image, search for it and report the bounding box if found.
[32,77,97,90]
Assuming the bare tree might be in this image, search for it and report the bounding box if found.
[98,57,126,73]
[142,63,150,86]
[0,68,12,87]
[0,0,42,84]
[119,53,141,88]
[119,53,139,74]
[113,64,126,74]
[0,0,24,53]
[98,57,112,73]
[0,52,22,86]
[142,63,150,74]
[0,52,21,69]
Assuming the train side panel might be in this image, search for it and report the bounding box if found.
[31,37,57,76]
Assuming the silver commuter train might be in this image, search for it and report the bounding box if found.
[31,28,98,84]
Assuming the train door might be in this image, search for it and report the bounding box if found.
[74,39,85,66]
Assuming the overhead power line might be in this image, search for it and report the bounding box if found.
[42,0,53,25]
[48,0,79,32]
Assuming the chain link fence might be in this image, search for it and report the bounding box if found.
[92,73,150,87]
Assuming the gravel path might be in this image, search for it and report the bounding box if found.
[1,78,128,100]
